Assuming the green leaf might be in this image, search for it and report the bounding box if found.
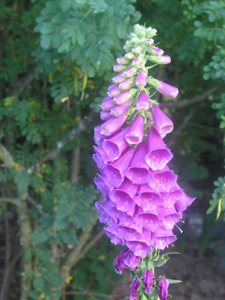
[40,34,51,49]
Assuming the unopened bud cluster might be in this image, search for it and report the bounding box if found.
[93,25,195,300]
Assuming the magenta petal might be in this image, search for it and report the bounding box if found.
[114,91,133,105]
[94,125,107,145]
[158,55,171,64]
[126,114,144,145]
[152,227,177,250]
[135,70,148,87]
[101,115,127,136]
[114,249,129,274]
[103,147,135,187]
[151,104,174,138]
[132,56,142,67]
[163,189,184,208]
[151,47,164,56]
[123,67,136,78]
[113,64,126,72]
[104,227,125,246]
[100,96,115,111]
[135,212,160,231]
[145,127,173,170]
[127,241,152,257]
[112,72,126,84]
[94,174,112,196]
[149,168,177,193]
[119,78,134,91]
[110,189,135,216]
[94,146,109,164]
[174,190,196,213]
[143,270,156,294]
[159,278,169,300]
[135,91,150,111]
[126,141,152,184]
[129,278,140,300]
[118,178,138,198]
[100,110,111,121]
[157,81,179,98]
[135,185,163,211]
[108,84,122,97]
[124,251,140,270]
[102,127,129,162]
[111,102,131,118]
[95,202,116,226]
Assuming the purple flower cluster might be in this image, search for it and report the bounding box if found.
[93,25,195,300]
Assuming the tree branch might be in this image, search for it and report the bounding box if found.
[0,197,18,206]
[28,110,97,172]
[76,230,104,262]
[160,86,221,108]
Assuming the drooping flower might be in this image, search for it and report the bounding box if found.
[151,104,174,138]
[110,102,131,118]
[125,114,144,145]
[129,278,140,300]
[142,270,156,293]
[158,278,169,300]
[157,80,179,98]
[100,115,127,136]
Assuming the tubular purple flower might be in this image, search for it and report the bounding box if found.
[132,56,142,67]
[119,78,134,91]
[110,189,135,215]
[126,241,152,257]
[126,141,152,185]
[142,270,156,294]
[116,56,128,65]
[94,174,112,197]
[114,248,129,274]
[158,278,169,300]
[108,84,122,97]
[113,90,134,105]
[135,70,148,87]
[135,91,150,111]
[151,104,174,138]
[101,115,127,136]
[149,167,177,193]
[112,72,126,84]
[126,114,144,145]
[102,127,129,162]
[145,127,173,170]
[113,64,127,72]
[104,227,125,246]
[124,250,140,270]
[157,81,179,98]
[94,146,109,165]
[136,212,160,232]
[135,184,163,211]
[123,67,136,78]
[94,125,107,145]
[100,96,115,111]
[110,102,131,118]
[129,279,140,300]
[152,228,177,250]
[100,110,111,121]
[103,147,135,188]
[151,47,164,56]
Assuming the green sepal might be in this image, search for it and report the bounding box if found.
[167,279,182,284]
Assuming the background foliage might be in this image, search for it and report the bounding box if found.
[0,0,224,299]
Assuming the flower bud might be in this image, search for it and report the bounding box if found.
[119,78,134,91]
[158,278,169,300]
[111,102,131,117]
[132,46,141,54]
[135,70,148,87]
[135,91,150,111]
[101,115,127,136]
[100,110,111,121]
[157,81,179,98]
[123,67,136,78]
[100,96,115,111]
[125,52,135,60]
[151,47,164,56]
[113,90,134,105]
[113,64,127,72]
[108,84,121,97]
[117,56,129,65]
[112,72,126,84]
[142,270,156,294]
[129,278,140,300]
[132,56,142,67]
[150,55,171,64]
[146,38,154,45]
